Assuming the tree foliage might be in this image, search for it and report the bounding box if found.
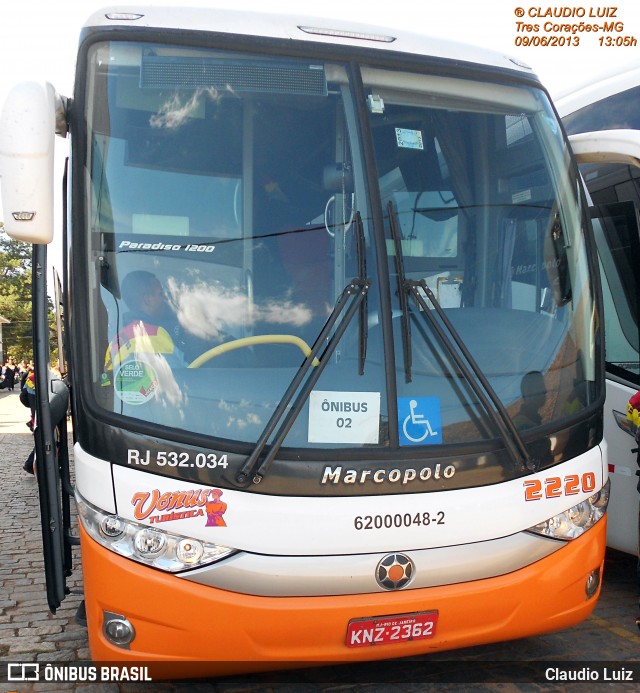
[0,225,60,364]
[0,230,34,361]
[0,226,59,363]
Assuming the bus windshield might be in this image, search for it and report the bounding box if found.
[83,42,597,473]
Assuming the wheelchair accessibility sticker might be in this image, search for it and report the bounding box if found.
[398,397,442,446]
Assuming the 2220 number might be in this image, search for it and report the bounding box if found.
[523,472,596,501]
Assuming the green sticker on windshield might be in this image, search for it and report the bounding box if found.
[114,359,158,405]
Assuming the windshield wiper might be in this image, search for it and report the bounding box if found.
[234,276,370,488]
[388,201,412,383]
[355,212,368,375]
[387,201,535,473]
[407,280,535,472]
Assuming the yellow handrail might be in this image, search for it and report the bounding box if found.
[188,334,320,368]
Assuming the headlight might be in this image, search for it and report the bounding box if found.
[527,479,610,540]
[77,493,236,572]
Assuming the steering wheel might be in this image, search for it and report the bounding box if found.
[188,334,320,368]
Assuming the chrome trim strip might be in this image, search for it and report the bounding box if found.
[179,532,562,596]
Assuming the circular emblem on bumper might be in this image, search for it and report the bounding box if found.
[376,553,415,590]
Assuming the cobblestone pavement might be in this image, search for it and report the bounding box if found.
[1,389,639,692]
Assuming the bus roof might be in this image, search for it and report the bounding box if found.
[554,61,640,117]
[83,5,536,77]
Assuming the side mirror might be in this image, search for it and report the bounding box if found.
[0,81,62,244]
[569,129,640,168]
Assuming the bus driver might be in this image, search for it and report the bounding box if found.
[104,270,187,377]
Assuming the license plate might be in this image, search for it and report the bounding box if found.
[346,610,439,648]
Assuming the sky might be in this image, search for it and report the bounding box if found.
[1,0,639,273]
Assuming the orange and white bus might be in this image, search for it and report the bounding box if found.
[2,5,639,677]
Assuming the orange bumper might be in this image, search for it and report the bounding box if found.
[79,519,606,677]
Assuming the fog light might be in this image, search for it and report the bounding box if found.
[103,612,135,647]
[585,568,601,598]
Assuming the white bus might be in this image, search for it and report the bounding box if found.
[2,5,640,677]
[556,66,640,560]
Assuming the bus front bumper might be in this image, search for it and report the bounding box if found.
[79,519,606,678]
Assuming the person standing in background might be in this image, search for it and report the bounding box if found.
[4,361,16,390]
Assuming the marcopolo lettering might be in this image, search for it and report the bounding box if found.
[321,464,456,485]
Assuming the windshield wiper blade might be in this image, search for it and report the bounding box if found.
[386,200,533,471]
[406,279,535,472]
[387,200,412,382]
[387,200,539,471]
[234,277,371,487]
[355,212,368,376]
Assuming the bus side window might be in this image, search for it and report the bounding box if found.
[590,201,640,385]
